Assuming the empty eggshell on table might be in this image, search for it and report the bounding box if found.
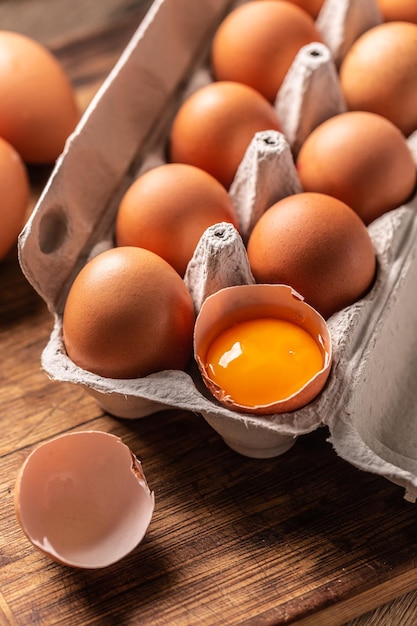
[14,431,154,568]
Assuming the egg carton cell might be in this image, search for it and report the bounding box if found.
[18,0,417,501]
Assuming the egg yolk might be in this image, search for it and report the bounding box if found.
[205,318,323,407]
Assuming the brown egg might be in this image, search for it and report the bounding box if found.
[296,111,416,225]
[62,246,195,379]
[211,0,324,102]
[0,137,30,261]
[115,163,239,276]
[284,0,325,19]
[339,22,417,137]
[169,81,282,188]
[0,30,79,163]
[246,192,376,319]
[377,0,417,23]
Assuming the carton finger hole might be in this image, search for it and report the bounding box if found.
[38,207,68,254]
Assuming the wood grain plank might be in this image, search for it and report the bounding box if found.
[0,591,17,626]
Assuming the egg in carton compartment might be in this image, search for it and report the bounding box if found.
[18,0,417,501]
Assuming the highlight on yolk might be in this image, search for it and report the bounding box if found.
[204,318,323,408]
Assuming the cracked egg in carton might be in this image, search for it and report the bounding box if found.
[18,0,417,500]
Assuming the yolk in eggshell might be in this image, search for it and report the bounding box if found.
[205,318,323,407]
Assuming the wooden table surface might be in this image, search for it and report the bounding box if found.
[2,1,417,624]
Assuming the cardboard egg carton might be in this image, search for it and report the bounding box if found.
[18,0,417,501]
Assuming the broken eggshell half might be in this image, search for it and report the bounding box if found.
[14,430,154,569]
[194,283,332,415]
